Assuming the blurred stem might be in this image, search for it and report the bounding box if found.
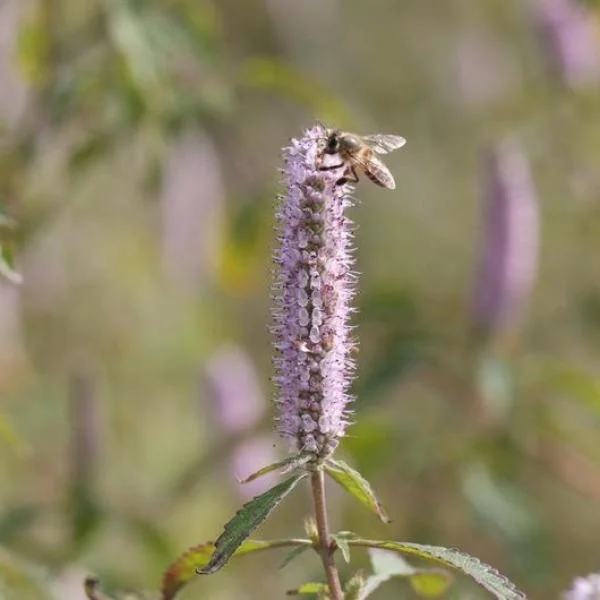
[310,469,343,600]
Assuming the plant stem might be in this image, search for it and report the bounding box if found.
[311,469,343,600]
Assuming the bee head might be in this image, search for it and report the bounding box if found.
[324,129,341,154]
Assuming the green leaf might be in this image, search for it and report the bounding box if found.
[162,536,312,599]
[239,453,311,484]
[286,582,329,597]
[324,459,390,523]
[162,543,215,600]
[0,240,22,285]
[279,545,310,570]
[343,537,526,600]
[410,571,453,598]
[198,474,307,575]
[359,548,453,598]
[332,534,351,563]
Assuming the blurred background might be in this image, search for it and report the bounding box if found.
[1,0,600,598]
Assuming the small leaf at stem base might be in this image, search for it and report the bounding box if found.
[238,453,311,484]
[324,459,390,523]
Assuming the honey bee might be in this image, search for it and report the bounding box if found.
[316,129,406,189]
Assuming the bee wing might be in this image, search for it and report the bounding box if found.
[362,134,406,154]
[354,154,396,189]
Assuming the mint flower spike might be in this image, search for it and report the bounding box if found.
[536,0,600,89]
[563,572,600,600]
[272,123,358,460]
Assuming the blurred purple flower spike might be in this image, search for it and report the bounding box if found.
[563,572,600,600]
[161,131,224,289]
[272,124,356,459]
[205,345,266,434]
[472,140,540,342]
[536,0,600,88]
[204,345,278,498]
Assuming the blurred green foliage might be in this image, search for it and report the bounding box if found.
[2,0,600,599]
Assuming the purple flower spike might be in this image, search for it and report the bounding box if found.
[272,124,356,459]
[205,345,266,434]
[536,0,600,88]
[204,345,279,498]
[563,572,600,600]
[472,140,540,340]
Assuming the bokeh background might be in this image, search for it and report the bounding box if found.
[2,0,600,598]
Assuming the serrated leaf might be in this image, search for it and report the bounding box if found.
[198,474,306,575]
[286,582,329,597]
[162,543,215,599]
[324,459,390,523]
[239,453,310,484]
[279,545,310,570]
[345,537,526,600]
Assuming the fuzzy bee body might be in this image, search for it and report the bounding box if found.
[316,128,406,189]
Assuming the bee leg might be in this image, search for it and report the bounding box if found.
[317,162,345,171]
[337,165,359,186]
